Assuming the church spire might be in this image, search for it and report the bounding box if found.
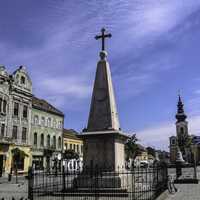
[175,94,187,122]
[85,28,120,132]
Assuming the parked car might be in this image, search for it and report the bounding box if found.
[140,160,149,168]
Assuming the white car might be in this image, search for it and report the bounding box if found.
[140,160,149,168]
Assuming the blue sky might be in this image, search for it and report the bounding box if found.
[1,0,200,151]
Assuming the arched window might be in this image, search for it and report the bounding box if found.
[3,100,6,113]
[47,135,50,148]
[34,115,39,125]
[180,127,184,134]
[34,132,37,146]
[21,76,25,84]
[171,138,176,145]
[58,136,61,149]
[47,118,51,127]
[40,134,44,147]
[41,117,45,126]
[53,136,56,149]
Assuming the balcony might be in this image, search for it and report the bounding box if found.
[0,136,13,144]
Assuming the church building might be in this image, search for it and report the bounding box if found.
[169,95,200,164]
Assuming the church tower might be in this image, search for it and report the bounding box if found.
[170,95,194,163]
[175,95,189,149]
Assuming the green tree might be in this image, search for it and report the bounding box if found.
[63,149,79,160]
[125,134,141,161]
[146,146,156,157]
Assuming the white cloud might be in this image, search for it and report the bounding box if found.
[137,122,174,151]
[33,75,92,108]
[131,1,200,37]
[137,115,200,151]
[40,76,91,98]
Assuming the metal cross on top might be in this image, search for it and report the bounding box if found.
[95,28,112,51]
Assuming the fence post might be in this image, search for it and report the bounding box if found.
[28,166,33,200]
[194,160,197,179]
[62,165,66,191]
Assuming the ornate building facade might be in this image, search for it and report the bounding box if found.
[0,65,64,176]
[0,66,32,176]
[169,95,200,164]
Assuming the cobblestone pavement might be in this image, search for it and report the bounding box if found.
[0,176,28,199]
[164,166,200,200]
[164,183,200,200]
[0,167,200,200]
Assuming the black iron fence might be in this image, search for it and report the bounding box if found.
[28,164,168,200]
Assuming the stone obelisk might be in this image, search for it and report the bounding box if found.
[81,28,128,171]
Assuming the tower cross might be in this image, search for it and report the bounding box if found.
[95,28,112,51]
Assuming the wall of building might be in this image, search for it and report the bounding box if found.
[31,108,63,169]
[0,66,32,176]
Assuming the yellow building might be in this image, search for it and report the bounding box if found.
[135,151,148,162]
[63,129,83,155]
[63,129,83,171]
[1,144,31,175]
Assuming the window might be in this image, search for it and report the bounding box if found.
[34,115,39,125]
[22,127,27,142]
[180,127,184,134]
[58,137,61,149]
[34,132,37,146]
[58,121,62,129]
[73,144,76,151]
[40,134,44,147]
[14,102,19,116]
[171,138,176,145]
[21,76,25,84]
[3,100,6,113]
[53,136,56,149]
[47,118,51,127]
[65,143,68,150]
[41,117,45,126]
[77,144,79,153]
[47,135,50,148]
[23,105,28,118]
[1,124,5,137]
[70,144,72,150]
[12,126,18,139]
[53,120,56,128]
